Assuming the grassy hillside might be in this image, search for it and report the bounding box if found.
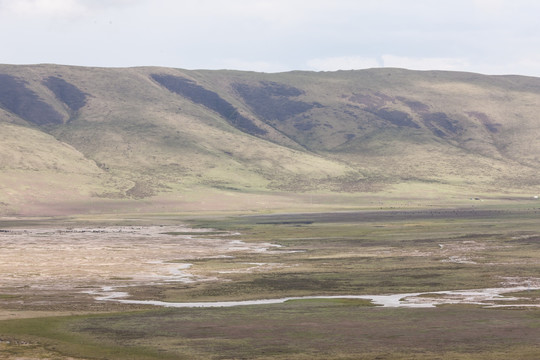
[0,65,539,214]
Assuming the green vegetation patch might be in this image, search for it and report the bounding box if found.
[3,304,539,360]
[0,294,21,300]
[0,314,178,360]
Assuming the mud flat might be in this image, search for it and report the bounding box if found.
[0,225,284,310]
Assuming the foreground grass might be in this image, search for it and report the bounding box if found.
[1,303,539,359]
[0,314,177,360]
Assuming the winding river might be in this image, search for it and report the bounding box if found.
[87,284,540,309]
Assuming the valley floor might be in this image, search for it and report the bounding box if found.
[0,203,539,359]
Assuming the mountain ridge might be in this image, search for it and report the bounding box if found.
[1,64,539,215]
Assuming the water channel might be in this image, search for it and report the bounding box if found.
[88,284,540,309]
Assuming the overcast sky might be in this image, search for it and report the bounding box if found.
[1,0,540,76]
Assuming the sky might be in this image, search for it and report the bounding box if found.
[1,0,540,76]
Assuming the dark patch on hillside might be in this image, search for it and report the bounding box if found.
[233,81,320,122]
[293,121,317,131]
[466,111,500,133]
[126,181,155,199]
[392,97,462,138]
[397,97,430,113]
[0,74,63,125]
[258,81,305,97]
[367,108,420,128]
[349,93,420,129]
[43,76,87,112]
[151,74,266,136]
[349,92,393,108]
[421,112,461,137]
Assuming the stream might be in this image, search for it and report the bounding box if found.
[87,284,540,309]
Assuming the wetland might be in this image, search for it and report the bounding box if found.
[1,204,539,359]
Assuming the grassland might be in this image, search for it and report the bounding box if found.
[1,65,540,215]
[1,200,539,359]
[1,64,539,358]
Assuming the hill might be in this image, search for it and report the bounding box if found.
[0,64,539,215]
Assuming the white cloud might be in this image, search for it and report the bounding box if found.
[0,0,539,76]
[307,56,381,72]
[513,56,540,76]
[472,0,505,16]
[0,0,141,18]
[0,0,87,17]
[474,56,540,77]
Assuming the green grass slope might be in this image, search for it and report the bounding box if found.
[0,64,539,214]
[200,69,540,190]
[0,122,113,214]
